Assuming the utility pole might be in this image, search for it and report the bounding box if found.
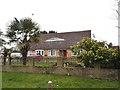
[118,0,120,49]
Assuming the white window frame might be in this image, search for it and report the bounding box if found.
[48,50,56,56]
[35,49,44,56]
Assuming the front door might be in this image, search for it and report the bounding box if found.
[59,50,67,57]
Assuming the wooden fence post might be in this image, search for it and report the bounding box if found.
[33,57,35,66]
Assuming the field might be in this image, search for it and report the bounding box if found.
[2,72,118,89]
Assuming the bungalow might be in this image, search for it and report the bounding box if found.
[28,30,91,57]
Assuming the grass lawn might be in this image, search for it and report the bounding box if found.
[2,72,118,88]
[11,61,23,66]
[35,62,56,67]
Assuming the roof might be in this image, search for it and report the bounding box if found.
[30,30,91,50]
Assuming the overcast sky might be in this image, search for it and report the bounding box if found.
[0,0,118,45]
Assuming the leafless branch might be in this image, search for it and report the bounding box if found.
[116,10,120,16]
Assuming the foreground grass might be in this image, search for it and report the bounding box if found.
[0,72,2,89]
[2,72,118,88]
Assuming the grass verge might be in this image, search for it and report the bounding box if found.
[2,72,118,88]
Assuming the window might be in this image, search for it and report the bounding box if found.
[41,51,44,55]
[35,50,44,56]
[36,51,40,55]
[48,50,56,56]
[46,37,65,42]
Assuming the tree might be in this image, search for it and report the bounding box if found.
[96,47,118,68]
[70,38,119,68]
[0,30,5,46]
[40,30,47,34]
[1,46,13,65]
[70,38,99,67]
[6,17,40,65]
[40,30,57,34]
[2,47,9,65]
[49,30,57,33]
[0,31,2,46]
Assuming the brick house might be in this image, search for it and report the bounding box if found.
[28,30,91,57]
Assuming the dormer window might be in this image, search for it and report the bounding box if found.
[46,37,65,42]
